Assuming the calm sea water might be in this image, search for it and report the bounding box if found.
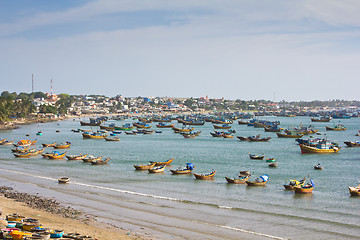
[0,116,359,240]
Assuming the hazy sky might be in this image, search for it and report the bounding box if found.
[1,0,360,101]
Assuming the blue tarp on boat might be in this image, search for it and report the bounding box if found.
[186,163,194,170]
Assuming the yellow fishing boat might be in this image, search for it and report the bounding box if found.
[299,144,340,153]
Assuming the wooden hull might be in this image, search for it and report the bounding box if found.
[13,152,31,158]
[294,186,313,194]
[105,137,120,141]
[83,156,102,162]
[246,180,267,186]
[170,168,193,174]
[150,158,173,166]
[91,158,110,165]
[66,154,88,160]
[344,141,360,147]
[172,127,194,132]
[300,144,340,154]
[248,137,271,142]
[114,126,134,131]
[223,134,234,138]
[148,165,166,173]
[249,154,264,160]
[311,118,331,122]
[54,142,71,149]
[283,184,295,190]
[225,176,249,184]
[82,133,107,139]
[156,124,174,128]
[193,170,216,180]
[134,163,156,170]
[237,136,250,141]
[276,132,303,138]
[349,187,360,196]
[238,120,248,125]
[58,177,70,183]
[100,125,115,131]
[48,152,67,159]
[326,126,346,131]
[210,132,224,137]
[213,125,231,129]
[42,143,56,147]
[264,126,281,132]
[269,163,277,167]
[80,121,101,126]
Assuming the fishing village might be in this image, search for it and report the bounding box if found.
[0,91,360,239]
[1,1,360,239]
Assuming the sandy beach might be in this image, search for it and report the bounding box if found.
[0,188,149,240]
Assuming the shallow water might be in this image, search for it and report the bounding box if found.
[0,116,360,239]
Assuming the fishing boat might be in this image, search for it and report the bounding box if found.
[314,163,323,170]
[248,153,264,160]
[148,165,166,173]
[311,117,331,122]
[266,158,276,162]
[82,155,102,163]
[58,177,70,184]
[299,143,340,154]
[28,148,45,156]
[105,136,120,141]
[125,131,137,135]
[53,141,71,149]
[156,123,174,128]
[13,152,31,158]
[82,132,108,139]
[264,125,281,132]
[239,170,251,176]
[268,162,277,167]
[225,175,250,184]
[100,123,115,131]
[66,154,88,160]
[294,179,314,194]
[246,175,269,186]
[182,132,197,138]
[213,124,231,129]
[238,120,249,125]
[283,178,306,190]
[0,140,14,145]
[49,230,64,238]
[193,170,216,180]
[42,142,56,147]
[134,162,156,170]
[344,141,360,147]
[172,126,194,133]
[6,213,26,222]
[91,157,110,165]
[11,146,30,153]
[276,132,304,138]
[9,230,32,240]
[248,136,271,142]
[47,151,67,159]
[223,134,234,139]
[326,124,346,131]
[150,158,174,166]
[80,118,102,126]
[348,184,360,196]
[210,132,224,137]
[170,163,194,174]
[114,123,134,131]
[237,136,250,141]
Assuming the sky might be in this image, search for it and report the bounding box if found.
[1,0,360,101]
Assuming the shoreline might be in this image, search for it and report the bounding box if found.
[0,186,148,240]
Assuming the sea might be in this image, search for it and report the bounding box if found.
[0,116,359,240]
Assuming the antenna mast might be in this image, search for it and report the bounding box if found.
[32,74,34,93]
[51,78,53,96]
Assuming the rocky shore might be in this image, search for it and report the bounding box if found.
[0,186,91,222]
